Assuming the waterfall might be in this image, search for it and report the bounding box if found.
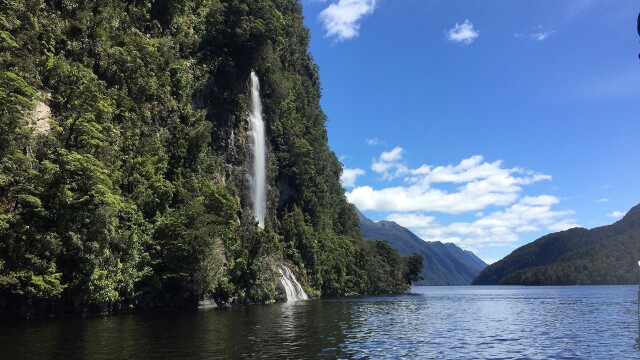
[248,71,266,228]
[279,266,308,302]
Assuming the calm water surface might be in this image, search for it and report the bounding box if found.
[1,286,638,359]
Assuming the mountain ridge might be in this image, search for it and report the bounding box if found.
[357,210,487,285]
[473,203,640,285]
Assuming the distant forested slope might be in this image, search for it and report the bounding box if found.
[473,204,640,285]
[358,210,487,285]
[0,0,419,318]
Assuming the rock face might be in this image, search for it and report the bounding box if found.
[473,203,640,285]
[358,210,487,285]
[31,91,51,136]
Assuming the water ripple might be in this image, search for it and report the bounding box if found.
[0,286,638,359]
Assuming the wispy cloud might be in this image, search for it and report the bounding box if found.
[574,68,640,102]
[608,210,624,219]
[319,0,376,42]
[386,195,578,252]
[447,20,479,45]
[514,30,555,41]
[595,198,610,203]
[365,137,385,146]
[564,0,597,22]
[341,168,365,188]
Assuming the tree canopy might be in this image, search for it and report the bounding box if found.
[0,0,421,317]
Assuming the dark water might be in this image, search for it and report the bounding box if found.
[1,286,638,359]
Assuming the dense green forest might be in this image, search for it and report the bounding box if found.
[473,203,640,285]
[0,0,422,317]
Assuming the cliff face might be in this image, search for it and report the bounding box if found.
[0,0,415,317]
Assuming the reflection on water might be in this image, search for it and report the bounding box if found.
[0,286,638,359]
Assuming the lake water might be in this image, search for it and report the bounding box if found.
[1,286,638,359]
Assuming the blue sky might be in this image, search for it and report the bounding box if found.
[300,0,640,264]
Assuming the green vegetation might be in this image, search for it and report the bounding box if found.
[0,0,421,317]
[358,210,486,285]
[473,203,640,285]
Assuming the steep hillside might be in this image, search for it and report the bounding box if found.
[0,0,420,317]
[473,203,640,285]
[358,211,487,285]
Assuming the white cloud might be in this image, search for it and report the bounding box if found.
[371,146,409,180]
[482,258,500,265]
[547,221,580,232]
[386,213,436,228]
[319,0,376,42]
[365,137,385,146]
[341,168,365,188]
[379,147,403,162]
[447,20,479,44]
[595,198,610,203]
[351,154,551,213]
[533,31,554,41]
[384,196,579,251]
[514,30,555,41]
[608,210,624,219]
[348,150,579,253]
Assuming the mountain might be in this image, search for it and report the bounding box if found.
[473,203,640,285]
[358,210,487,285]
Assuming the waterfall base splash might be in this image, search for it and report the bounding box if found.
[279,266,308,302]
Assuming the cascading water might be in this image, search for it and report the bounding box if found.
[248,72,307,302]
[279,266,309,302]
[248,71,266,228]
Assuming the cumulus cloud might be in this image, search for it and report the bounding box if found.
[341,168,365,188]
[350,152,551,213]
[319,0,376,42]
[371,146,409,180]
[608,210,624,219]
[447,20,479,44]
[347,150,578,252]
[380,147,403,162]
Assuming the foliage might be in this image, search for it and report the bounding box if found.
[473,204,640,285]
[359,210,487,285]
[0,0,412,317]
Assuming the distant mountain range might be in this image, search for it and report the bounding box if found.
[358,210,487,285]
[473,203,640,285]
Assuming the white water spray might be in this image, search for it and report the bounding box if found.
[248,71,266,228]
[279,266,309,302]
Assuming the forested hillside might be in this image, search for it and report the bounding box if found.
[0,0,420,318]
[358,210,486,285]
[473,203,640,285]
